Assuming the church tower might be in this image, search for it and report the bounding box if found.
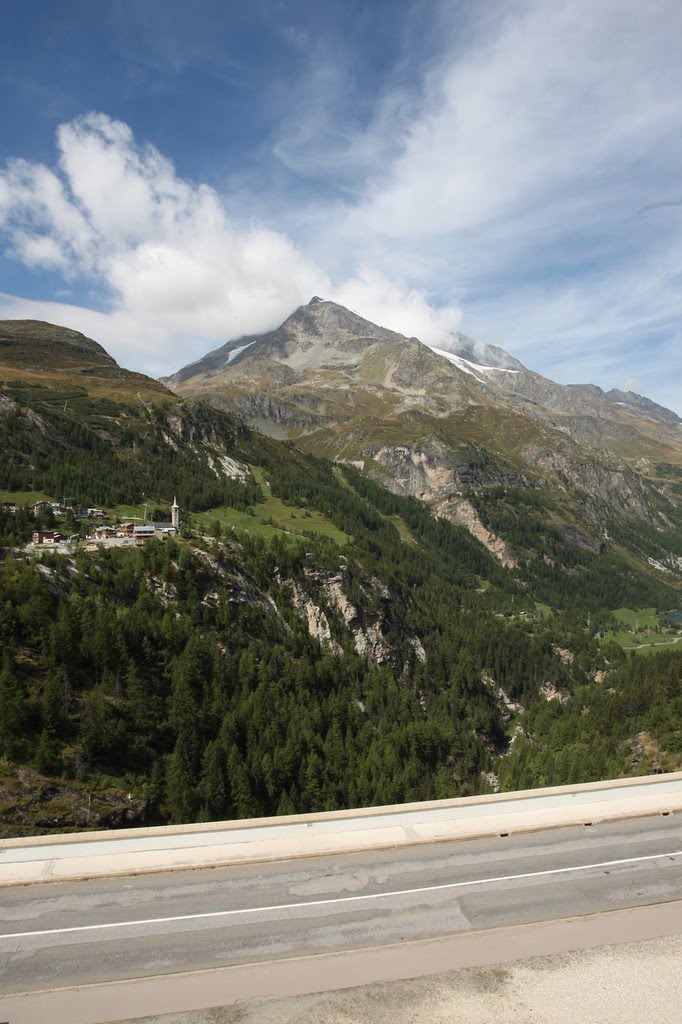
[171,496,180,531]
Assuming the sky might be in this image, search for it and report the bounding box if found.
[0,0,680,413]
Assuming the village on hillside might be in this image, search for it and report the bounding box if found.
[1,496,181,552]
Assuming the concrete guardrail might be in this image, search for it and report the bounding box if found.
[1,771,680,886]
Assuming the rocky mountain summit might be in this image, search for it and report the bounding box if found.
[167,299,681,553]
[165,297,481,432]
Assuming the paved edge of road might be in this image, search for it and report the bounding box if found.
[1,772,681,887]
[1,900,681,1024]
[1,804,680,890]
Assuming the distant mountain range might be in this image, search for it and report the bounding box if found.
[164,298,681,543]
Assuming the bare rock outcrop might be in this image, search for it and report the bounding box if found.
[436,497,517,568]
[280,577,343,656]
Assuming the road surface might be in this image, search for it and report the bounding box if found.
[1,814,680,1001]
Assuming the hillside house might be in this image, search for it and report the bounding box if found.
[32,530,64,545]
[133,524,156,542]
[92,526,116,540]
[151,522,177,536]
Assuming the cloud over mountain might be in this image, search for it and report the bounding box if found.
[0,113,328,370]
[0,113,461,374]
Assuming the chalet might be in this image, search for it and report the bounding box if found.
[92,526,116,540]
[88,508,106,519]
[1,501,16,514]
[32,530,64,545]
[116,522,136,537]
[133,524,156,542]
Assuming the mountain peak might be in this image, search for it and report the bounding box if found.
[444,331,527,372]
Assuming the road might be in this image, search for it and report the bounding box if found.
[1,814,680,999]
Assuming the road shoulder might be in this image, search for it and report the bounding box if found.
[1,900,680,1024]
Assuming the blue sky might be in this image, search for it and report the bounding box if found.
[0,0,680,412]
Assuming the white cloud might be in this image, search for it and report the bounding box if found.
[331,267,461,345]
[1,158,94,270]
[0,112,456,374]
[0,111,465,380]
[350,1,682,249]
[0,113,334,372]
[307,0,682,409]
[11,233,67,271]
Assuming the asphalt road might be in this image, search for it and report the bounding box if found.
[1,815,680,997]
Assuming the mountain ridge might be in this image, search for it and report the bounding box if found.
[0,319,117,371]
[166,298,680,425]
[164,300,681,545]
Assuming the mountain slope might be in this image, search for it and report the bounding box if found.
[0,320,169,402]
[167,300,682,580]
[0,319,264,513]
[0,319,117,371]
[444,329,678,427]
[165,297,482,436]
[167,298,681,469]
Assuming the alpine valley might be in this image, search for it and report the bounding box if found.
[0,304,680,836]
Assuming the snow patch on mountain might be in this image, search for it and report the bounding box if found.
[432,348,520,382]
[224,340,257,365]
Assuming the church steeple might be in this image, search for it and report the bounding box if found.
[171,496,180,531]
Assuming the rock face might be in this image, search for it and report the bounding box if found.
[315,569,394,665]
[166,299,681,556]
[278,575,343,657]
[435,497,517,568]
[275,560,426,669]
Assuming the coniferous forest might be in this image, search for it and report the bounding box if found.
[0,466,679,833]
[0,382,680,835]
